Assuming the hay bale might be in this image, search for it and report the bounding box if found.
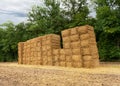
[66,62,72,67]
[80,34,89,40]
[80,40,89,47]
[91,58,99,67]
[70,27,78,35]
[59,61,66,67]
[72,62,82,68]
[83,61,92,68]
[62,36,71,43]
[65,49,72,55]
[53,49,60,55]
[60,49,65,55]
[70,34,79,42]
[83,56,92,61]
[59,55,66,61]
[62,29,70,37]
[72,48,81,55]
[63,42,71,49]
[77,26,88,34]
[66,56,72,62]
[71,41,80,49]
[72,55,82,62]
[82,47,91,55]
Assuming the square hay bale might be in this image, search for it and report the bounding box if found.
[71,41,80,49]
[80,34,89,40]
[91,58,99,67]
[65,49,72,55]
[72,62,82,68]
[82,47,91,55]
[60,49,65,55]
[59,61,66,67]
[54,62,59,66]
[62,29,70,37]
[53,55,59,62]
[63,42,71,49]
[72,48,81,55]
[80,40,89,47]
[53,49,60,56]
[70,34,79,42]
[66,56,72,62]
[59,55,66,61]
[62,36,71,43]
[83,61,92,68]
[88,30,95,38]
[42,46,47,52]
[47,50,53,56]
[90,45,98,54]
[66,62,72,67]
[91,53,99,59]
[77,25,88,34]
[70,27,78,35]
[72,55,82,62]
[83,56,92,61]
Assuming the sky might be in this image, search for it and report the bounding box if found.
[0,0,43,24]
[0,0,95,25]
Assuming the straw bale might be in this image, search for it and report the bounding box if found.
[60,49,65,55]
[83,61,92,68]
[70,34,79,42]
[59,61,66,67]
[81,40,89,47]
[83,56,92,61]
[88,30,95,38]
[62,29,70,37]
[63,42,71,49]
[92,53,99,59]
[72,62,82,68]
[42,46,47,51]
[77,26,88,34]
[82,47,91,55]
[72,48,81,55]
[66,56,72,62]
[54,62,59,66]
[80,34,89,40]
[70,27,78,35]
[53,55,59,62]
[66,62,72,67]
[62,36,71,43]
[71,41,80,48]
[72,55,82,62]
[65,49,72,55]
[91,58,99,67]
[47,50,53,56]
[53,49,60,55]
[59,55,66,61]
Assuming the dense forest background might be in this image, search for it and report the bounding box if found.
[0,0,120,62]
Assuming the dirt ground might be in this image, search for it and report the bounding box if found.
[0,62,120,86]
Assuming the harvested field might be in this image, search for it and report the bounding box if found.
[0,62,120,86]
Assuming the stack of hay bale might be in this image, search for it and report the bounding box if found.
[45,34,61,66]
[78,25,99,68]
[18,25,99,68]
[62,27,83,68]
[18,42,24,64]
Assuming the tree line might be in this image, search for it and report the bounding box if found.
[0,0,120,62]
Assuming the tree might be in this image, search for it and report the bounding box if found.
[28,0,90,36]
[95,0,120,61]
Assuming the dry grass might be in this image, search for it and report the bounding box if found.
[0,62,120,86]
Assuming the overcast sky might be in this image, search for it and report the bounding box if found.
[0,0,43,24]
[0,0,95,25]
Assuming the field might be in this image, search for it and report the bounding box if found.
[0,62,120,86]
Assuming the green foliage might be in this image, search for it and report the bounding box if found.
[95,0,120,61]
